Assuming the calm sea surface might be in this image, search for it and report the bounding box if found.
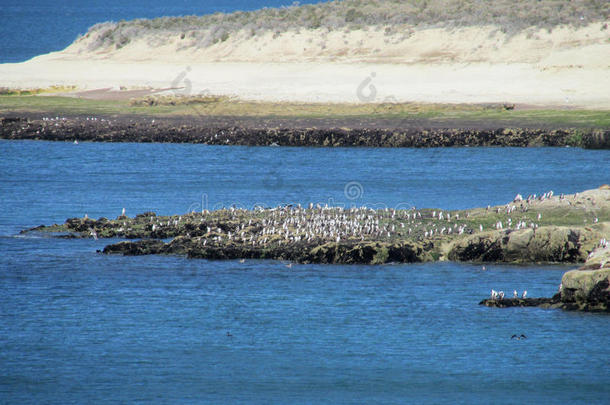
[1,140,609,403]
[4,1,610,402]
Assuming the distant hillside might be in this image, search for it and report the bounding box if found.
[76,0,609,52]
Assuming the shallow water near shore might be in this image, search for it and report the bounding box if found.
[1,140,609,403]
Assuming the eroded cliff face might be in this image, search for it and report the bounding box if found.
[447,226,601,263]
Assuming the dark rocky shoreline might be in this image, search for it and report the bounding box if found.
[2,116,609,148]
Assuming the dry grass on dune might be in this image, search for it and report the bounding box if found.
[77,0,609,51]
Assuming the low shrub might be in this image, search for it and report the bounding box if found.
[79,0,609,51]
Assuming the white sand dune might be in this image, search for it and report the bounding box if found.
[1,23,609,108]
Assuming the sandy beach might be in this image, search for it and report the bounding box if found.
[1,23,609,109]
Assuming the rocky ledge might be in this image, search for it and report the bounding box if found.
[24,187,609,267]
[103,237,432,264]
[479,297,560,308]
[1,116,609,148]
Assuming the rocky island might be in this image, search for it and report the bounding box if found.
[25,186,610,311]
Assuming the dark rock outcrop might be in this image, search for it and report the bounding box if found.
[1,115,608,148]
[101,237,432,265]
[102,239,167,255]
[479,296,560,308]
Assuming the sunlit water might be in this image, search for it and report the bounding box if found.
[1,140,609,403]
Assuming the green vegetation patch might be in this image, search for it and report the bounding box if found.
[1,95,609,129]
[0,86,77,96]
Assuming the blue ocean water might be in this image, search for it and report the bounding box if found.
[1,140,609,403]
[0,0,321,63]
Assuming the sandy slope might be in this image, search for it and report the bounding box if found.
[1,23,609,108]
